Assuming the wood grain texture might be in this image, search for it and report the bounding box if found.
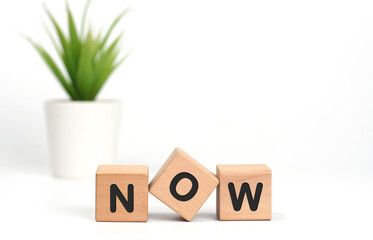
[149,148,219,221]
[96,165,148,222]
[216,164,271,220]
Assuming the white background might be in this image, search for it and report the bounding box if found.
[0,0,372,239]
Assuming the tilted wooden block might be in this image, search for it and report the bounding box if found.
[96,165,148,222]
[149,148,219,221]
[216,164,271,220]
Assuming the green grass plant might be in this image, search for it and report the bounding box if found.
[26,0,129,100]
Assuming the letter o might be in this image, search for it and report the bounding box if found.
[169,172,199,201]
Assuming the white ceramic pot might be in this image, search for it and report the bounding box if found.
[45,100,121,179]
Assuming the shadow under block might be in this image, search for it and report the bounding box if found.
[216,164,271,220]
[96,165,148,222]
[149,148,219,221]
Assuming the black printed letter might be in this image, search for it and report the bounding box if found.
[169,172,199,201]
[228,182,263,211]
[110,184,134,213]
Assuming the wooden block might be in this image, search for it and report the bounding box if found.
[96,165,148,222]
[216,164,271,220]
[149,148,219,221]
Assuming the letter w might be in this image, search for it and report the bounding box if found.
[228,182,263,211]
[110,184,134,213]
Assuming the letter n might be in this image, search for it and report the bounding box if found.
[110,184,134,213]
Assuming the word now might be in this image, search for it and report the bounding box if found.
[96,148,271,222]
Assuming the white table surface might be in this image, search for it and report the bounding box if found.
[1,158,372,240]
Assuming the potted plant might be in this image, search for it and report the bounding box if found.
[26,1,129,178]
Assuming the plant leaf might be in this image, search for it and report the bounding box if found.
[76,31,100,100]
[43,4,78,95]
[26,38,78,100]
[42,21,61,54]
[67,3,82,94]
[99,8,129,50]
[89,34,123,99]
[80,0,91,39]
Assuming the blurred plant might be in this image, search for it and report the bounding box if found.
[26,0,129,100]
